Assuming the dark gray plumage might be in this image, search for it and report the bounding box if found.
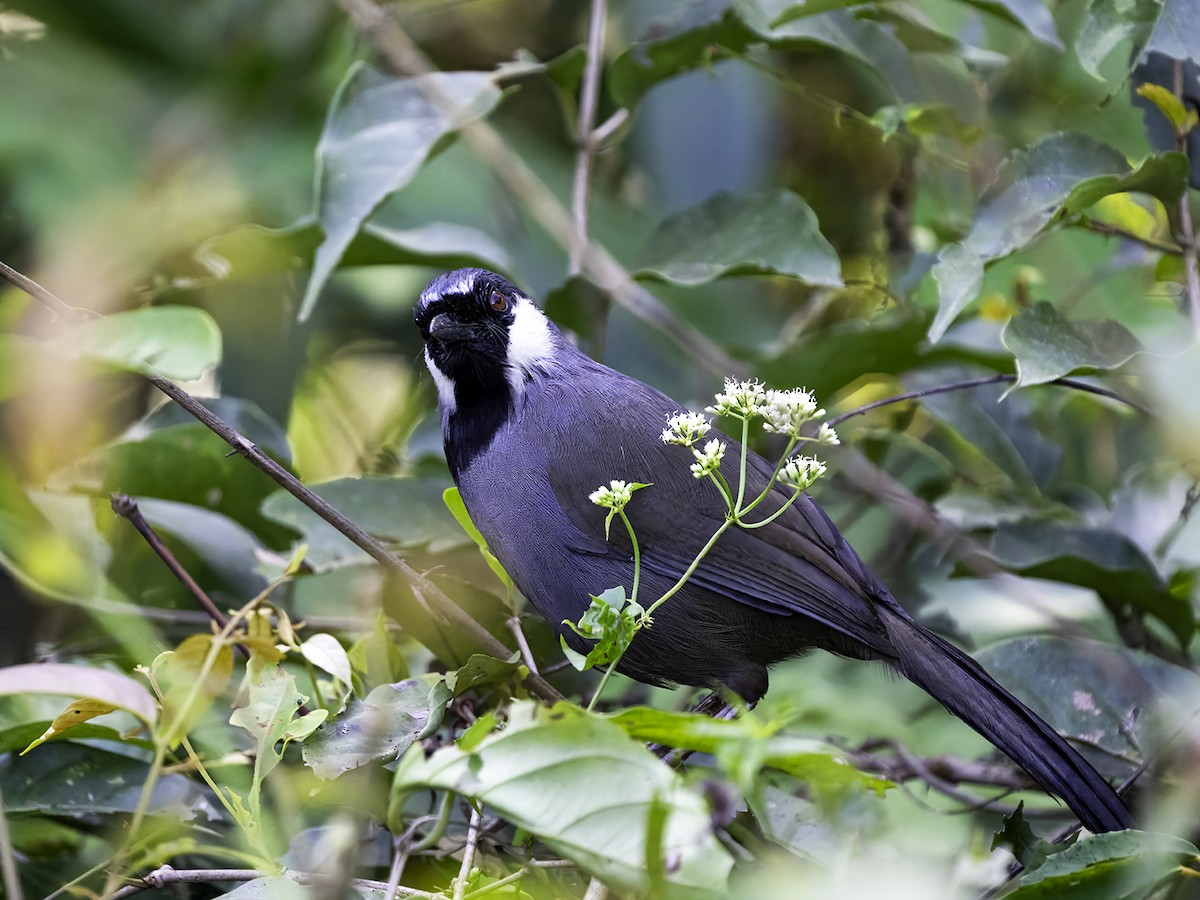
[414,267,1133,834]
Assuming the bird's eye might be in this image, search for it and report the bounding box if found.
[489,290,509,312]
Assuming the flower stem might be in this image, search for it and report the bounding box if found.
[734,418,750,512]
[737,435,798,519]
[618,509,641,606]
[587,659,620,712]
[643,518,733,621]
[739,487,804,528]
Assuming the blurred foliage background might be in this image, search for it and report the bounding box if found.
[1,0,1200,897]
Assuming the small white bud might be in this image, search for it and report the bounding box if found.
[817,422,840,445]
[780,455,827,491]
[689,439,727,479]
[661,410,712,447]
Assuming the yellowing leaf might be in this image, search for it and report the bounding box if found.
[1137,83,1199,134]
[20,698,118,755]
[154,634,234,748]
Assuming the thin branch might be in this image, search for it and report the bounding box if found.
[884,742,1030,818]
[110,493,248,658]
[582,877,608,900]
[507,615,540,675]
[1075,217,1184,256]
[846,744,1035,792]
[1173,61,1200,337]
[569,0,608,276]
[0,261,565,706]
[0,786,22,900]
[825,373,1149,429]
[452,807,483,900]
[106,866,435,900]
[335,0,746,377]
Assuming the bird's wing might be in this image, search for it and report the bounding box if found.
[541,373,891,652]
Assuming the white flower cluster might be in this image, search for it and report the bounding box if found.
[661,411,712,447]
[780,455,827,491]
[762,388,823,437]
[708,378,769,419]
[705,378,840,444]
[688,439,726,479]
[588,480,636,511]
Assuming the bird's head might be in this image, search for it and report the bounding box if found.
[414,268,556,414]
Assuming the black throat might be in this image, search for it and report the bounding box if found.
[442,358,515,481]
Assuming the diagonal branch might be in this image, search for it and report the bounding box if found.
[569,0,609,277]
[0,259,565,705]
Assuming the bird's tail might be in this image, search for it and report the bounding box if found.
[883,610,1133,833]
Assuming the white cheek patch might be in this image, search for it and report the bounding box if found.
[424,347,457,413]
[505,299,555,398]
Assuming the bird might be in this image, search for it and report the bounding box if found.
[413,266,1133,834]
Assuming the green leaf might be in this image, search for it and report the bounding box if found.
[636,189,841,287]
[980,523,1194,647]
[443,487,513,594]
[608,1,757,108]
[976,636,1200,774]
[607,706,888,801]
[302,676,449,780]
[1076,0,1161,82]
[739,5,921,101]
[1008,830,1199,898]
[0,721,151,755]
[747,778,842,864]
[930,134,1136,342]
[47,306,222,381]
[992,803,1056,871]
[957,0,1061,47]
[1064,150,1190,212]
[390,701,733,896]
[1141,0,1200,64]
[347,611,409,689]
[260,476,465,571]
[229,657,328,792]
[0,662,157,726]
[52,397,295,549]
[300,63,504,320]
[609,2,920,108]
[1002,301,1143,390]
[1,742,220,819]
[446,653,526,697]
[561,586,644,671]
[870,103,983,144]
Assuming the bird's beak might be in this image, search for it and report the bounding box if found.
[428,313,476,344]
